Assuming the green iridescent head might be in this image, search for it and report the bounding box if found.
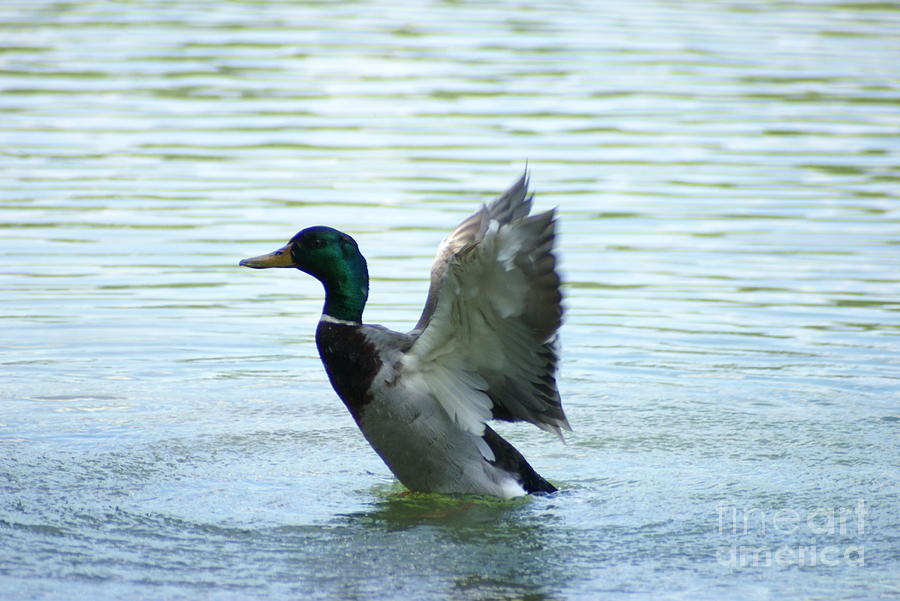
[240,226,369,323]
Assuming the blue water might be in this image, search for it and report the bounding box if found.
[1,1,899,599]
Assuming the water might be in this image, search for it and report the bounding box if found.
[2,0,899,599]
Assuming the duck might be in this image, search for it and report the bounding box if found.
[240,172,570,498]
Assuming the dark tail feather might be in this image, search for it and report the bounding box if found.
[482,426,557,494]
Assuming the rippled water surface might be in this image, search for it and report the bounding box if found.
[2,1,899,599]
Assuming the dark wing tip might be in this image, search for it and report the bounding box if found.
[485,170,533,225]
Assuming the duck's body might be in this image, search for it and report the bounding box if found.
[316,319,555,496]
[241,172,568,498]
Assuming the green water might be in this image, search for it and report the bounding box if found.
[1,1,899,599]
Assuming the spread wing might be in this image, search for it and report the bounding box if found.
[402,171,570,438]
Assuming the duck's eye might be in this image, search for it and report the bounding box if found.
[305,237,326,249]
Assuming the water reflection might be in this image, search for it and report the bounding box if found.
[341,489,533,531]
[329,492,567,600]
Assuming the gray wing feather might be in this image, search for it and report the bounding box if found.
[414,171,535,332]
[406,171,570,437]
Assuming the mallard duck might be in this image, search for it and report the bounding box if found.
[240,172,569,498]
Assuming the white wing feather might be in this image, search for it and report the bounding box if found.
[401,173,569,438]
